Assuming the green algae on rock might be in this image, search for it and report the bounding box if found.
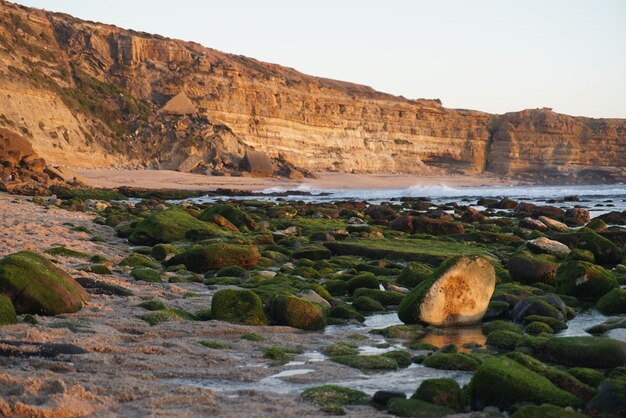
[422,352,481,371]
[166,243,260,273]
[0,251,88,315]
[0,294,17,325]
[386,398,456,418]
[468,356,583,410]
[270,294,326,330]
[301,385,369,415]
[412,378,463,411]
[596,287,626,315]
[555,261,618,300]
[129,208,229,245]
[211,289,269,326]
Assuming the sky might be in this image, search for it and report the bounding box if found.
[14,0,626,118]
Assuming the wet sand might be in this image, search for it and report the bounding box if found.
[76,169,519,192]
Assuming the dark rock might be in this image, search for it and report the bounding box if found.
[372,390,406,405]
[564,208,590,226]
[241,150,274,177]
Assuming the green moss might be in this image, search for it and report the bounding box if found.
[0,294,17,325]
[521,315,567,332]
[468,356,583,411]
[508,249,559,285]
[352,288,404,306]
[44,247,91,259]
[346,272,379,294]
[198,203,256,230]
[150,243,180,261]
[138,300,167,311]
[301,385,369,414]
[386,398,455,417]
[292,246,332,261]
[199,340,231,349]
[555,261,617,300]
[324,279,349,296]
[87,264,112,275]
[566,248,595,263]
[396,263,434,288]
[596,287,626,315]
[382,350,412,368]
[271,218,347,235]
[576,231,623,265]
[129,208,228,245]
[140,308,192,326]
[323,342,359,357]
[54,188,126,201]
[398,278,436,324]
[262,346,302,362]
[119,253,160,269]
[378,324,424,339]
[352,296,385,313]
[422,352,480,371]
[525,321,554,335]
[326,238,494,265]
[131,267,162,283]
[567,367,605,388]
[0,251,87,315]
[331,354,398,370]
[166,244,260,273]
[507,352,597,403]
[329,304,365,322]
[532,336,626,368]
[510,404,586,418]
[482,320,522,336]
[211,289,269,326]
[241,332,265,341]
[270,295,326,330]
[412,378,463,411]
[486,330,523,351]
[216,265,251,279]
[70,225,91,233]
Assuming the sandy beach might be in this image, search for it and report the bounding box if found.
[76,169,519,192]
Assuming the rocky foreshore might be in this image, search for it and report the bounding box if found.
[0,189,625,417]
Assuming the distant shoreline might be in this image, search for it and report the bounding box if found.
[75,169,521,192]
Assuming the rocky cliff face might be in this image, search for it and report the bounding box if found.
[0,1,624,182]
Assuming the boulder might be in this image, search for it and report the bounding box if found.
[270,295,326,330]
[519,217,548,231]
[468,357,583,411]
[412,378,463,411]
[0,251,88,315]
[527,237,571,259]
[158,91,197,115]
[242,150,274,177]
[564,208,590,226]
[555,261,617,300]
[586,378,626,417]
[413,216,464,236]
[507,250,559,285]
[198,203,257,230]
[533,206,566,220]
[211,289,269,325]
[533,336,626,368]
[460,207,485,223]
[0,294,17,325]
[596,288,626,315]
[539,216,570,232]
[129,208,228,245]
[511,294,568,322]
[166,244,260,273]
[398,256,495,326]
[577,231,623,265]
[298,289,331,309]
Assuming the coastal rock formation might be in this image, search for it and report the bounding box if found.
[0,1,624,183]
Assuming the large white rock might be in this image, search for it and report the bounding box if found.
[399,256,496,326]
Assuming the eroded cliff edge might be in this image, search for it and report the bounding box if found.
[0,1,624,183]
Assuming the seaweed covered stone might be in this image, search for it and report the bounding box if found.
[0,294,17,325]
[531,336,626,368]
[555,261,617,300]
[211,289,269,326]
[596,287,626,315]
[129,208,228,245]
[198,203,257,231]
[468,357,582,411]
[398,256,495,326]
[412,378,463,411]
[270,294,326,330]
[507,249,559,285]
[0,251,89,315]
[166,244,260,273]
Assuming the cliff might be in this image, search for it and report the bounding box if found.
[0,1,624,183]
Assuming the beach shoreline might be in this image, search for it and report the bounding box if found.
[75,169,521,192]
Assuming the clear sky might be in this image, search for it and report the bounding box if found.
[14,0,626,118]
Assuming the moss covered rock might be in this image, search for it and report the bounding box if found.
[576,231,623,265]
[346,272,379,294]
[386,398,455,418]
[270,295,326,330]
[482,320,523,336]
[567,367,605,388]
[119,253,160,269]
[396,262,433,288]
[508,250,559,285]
[353,288,404,307]
[0,251,88,315]
[468,357,583,410]
[198,203,256,230]
[596,287,626,315]
[486,329,523,350]
[130,267,162,283]
[422,352,480,371]
[0,294,17,325]
[398,256,495,326]
[129,208,228,245]
[532,336,626,368]
[412,378,463,411]
[150,243,180,261]
[555,261,617,300]
[352,296,384,313]
[301,385,369,414]
[585,377,626,416]
[166,244,260,273]
[331,354,398,370]
[211,289,269,326]
[510,405,586,418]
